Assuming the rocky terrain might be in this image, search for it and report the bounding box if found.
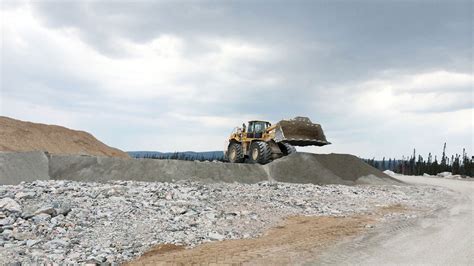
[0,116,129,158]
[0,180,451,264]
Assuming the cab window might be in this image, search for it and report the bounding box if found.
[248,123,255,133]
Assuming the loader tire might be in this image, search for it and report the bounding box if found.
[249,141,272,164]
[279,142,297,155]
[227,142,244,163]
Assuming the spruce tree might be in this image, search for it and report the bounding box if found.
[441,142,447,170]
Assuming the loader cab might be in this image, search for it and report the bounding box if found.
[246,121,271,139]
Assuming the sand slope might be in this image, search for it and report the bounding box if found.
[0,116,128,158]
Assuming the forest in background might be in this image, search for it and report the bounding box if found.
[365,143,472,177]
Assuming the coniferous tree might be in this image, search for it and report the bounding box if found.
[441,142,447,170]
[417,155,423,175]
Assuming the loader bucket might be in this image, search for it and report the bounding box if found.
[274,116,330,147]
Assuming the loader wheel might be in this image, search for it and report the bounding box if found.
[279,142,297,155]
[249,141,272,164]
[227,143,244,163]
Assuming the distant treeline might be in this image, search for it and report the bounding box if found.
[365,143,473,177]
[129,151,226,162]
[143,153,225,162]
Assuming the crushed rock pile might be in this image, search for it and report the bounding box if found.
[1,151,399,186]
[0,116,128,158]
[0,179,450,264]
[267,153,399,185]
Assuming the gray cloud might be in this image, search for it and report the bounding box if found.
[31,1,471,70]
[28,0,472,97]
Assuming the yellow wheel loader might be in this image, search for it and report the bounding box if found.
[225,116,330,164]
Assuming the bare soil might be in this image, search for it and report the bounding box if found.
[129,203,411,265]
[0,116,128,158]
[129,215,376,265]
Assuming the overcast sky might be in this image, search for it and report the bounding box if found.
[1,0,472,158]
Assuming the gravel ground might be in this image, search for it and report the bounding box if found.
[0,180,451,264]
[316,175,474,265]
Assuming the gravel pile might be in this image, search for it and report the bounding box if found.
[0,180,450,264]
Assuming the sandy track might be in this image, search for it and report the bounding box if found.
[129,205,411,265]
[129,215,375,265]
[317,175,474,265]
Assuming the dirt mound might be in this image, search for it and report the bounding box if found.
[0,116,128,158]
[267,153,400,185]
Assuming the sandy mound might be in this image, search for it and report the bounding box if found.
[0,116,129,158]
